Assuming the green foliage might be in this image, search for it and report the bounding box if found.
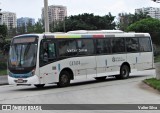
[0,70,7,76]
[126,18,160,32]
[34,19,44,33]
[0,25,8,51]
[17,19,44,35]
[0,62,7,70]
[17,23,26,35]
[118,12,150,31]
[154,55,160,62]
[144,78,160,91]
[52,13,116,32]
[0,25,7,37]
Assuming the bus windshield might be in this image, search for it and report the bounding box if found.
[8,37,38,68]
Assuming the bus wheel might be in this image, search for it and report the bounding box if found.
[34,84,45,88]
[115,65,130,79]
[57,71,70,87]
[95,76,106,81]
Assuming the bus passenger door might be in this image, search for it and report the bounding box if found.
[126,37,139,72]
[76,39,97,79]
[86,56,97,78]
[137,38,153,70]
[39,40,57,84]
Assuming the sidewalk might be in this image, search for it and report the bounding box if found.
[0,75,8,85]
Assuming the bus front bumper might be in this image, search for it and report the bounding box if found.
[8,75,40,85]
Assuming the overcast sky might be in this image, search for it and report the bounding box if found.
[0,0,160,21]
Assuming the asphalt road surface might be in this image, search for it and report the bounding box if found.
[0,70,160,113]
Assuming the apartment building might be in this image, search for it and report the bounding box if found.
[1,11,17,29]
[42,5,67,24]
[135,7,160,19]
[17,17,35,27]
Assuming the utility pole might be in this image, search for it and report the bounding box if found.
[44,0,50,32]
[0,3,2,25]
[153,0,160,80]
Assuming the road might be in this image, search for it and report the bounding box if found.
[0,70,160,113]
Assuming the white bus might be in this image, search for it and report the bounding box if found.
[8,30,154,88]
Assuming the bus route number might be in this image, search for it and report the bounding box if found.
[69,61,81,66]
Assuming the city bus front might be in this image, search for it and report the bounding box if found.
[8,35,40,85]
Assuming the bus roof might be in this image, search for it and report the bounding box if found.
[13,30,150,39]
[67,30,124,34]
[43,32,150,39]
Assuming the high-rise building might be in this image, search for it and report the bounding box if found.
[135,7,160,19]
[1,11,17,29]
[42,5,67,24]
[17,17,35,27]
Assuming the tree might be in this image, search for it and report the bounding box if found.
[17,23,26,35]
[26,20,35,33]
[126,18,160,32]
[118,12,150,31]
[34,19,44,33]
[0,25,7,51]
[0,25,7,53]
[52,13,116,32]
[0,25,7,37]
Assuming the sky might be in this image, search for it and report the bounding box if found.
[0,0,160,21]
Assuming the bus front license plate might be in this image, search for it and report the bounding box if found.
[17,79,24,83]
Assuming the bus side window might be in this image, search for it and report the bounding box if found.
[126,38,139,52]
[77,39,94,55]
[48,43,56,59]
[42,42,49,62]
[112,38,125,53]
[40,41,56,66]
[139,38,152,52]
[96,39,111,54]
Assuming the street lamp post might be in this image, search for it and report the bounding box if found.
[44,0,50,32]
[0,9,2,25]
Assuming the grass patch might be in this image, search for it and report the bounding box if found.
[144,78,160,91]
[0,57,7,76]
[0,69,7,75]
[154,55,160,63]
[0,62,7,70]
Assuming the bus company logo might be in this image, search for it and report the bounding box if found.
[2,105,12,110]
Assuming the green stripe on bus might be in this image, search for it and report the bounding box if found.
[55,35,81,38]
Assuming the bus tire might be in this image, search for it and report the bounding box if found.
[115,65,130,79]
[34,84,45,88]
[57,71,70,87]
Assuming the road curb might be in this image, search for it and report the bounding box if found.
[143,79,160,92]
